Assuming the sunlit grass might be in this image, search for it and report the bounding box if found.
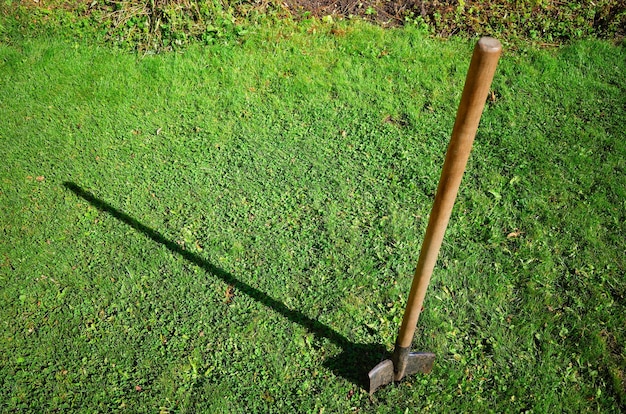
[0,21,624,412]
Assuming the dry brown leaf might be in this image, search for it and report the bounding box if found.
[225,285,235,304]
[507,229,524,239]
[489,90,497,102]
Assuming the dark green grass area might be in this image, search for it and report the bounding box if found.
[1,22,625,411]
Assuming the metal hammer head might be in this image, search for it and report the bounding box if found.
[367,351,435,394]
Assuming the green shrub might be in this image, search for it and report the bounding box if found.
[413,0,626,43]
[1,0,625,49]
[1,0,277,50]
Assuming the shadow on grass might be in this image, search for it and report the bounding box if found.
[63,181,388,390]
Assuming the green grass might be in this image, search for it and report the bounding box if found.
[1,21,625,412]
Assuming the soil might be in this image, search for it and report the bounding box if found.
[281,0,437,26]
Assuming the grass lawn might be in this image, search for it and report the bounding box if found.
[1,20,625,412]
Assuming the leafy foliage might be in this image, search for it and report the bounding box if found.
[2,0,625,50]
[1,0,277,50]
[409,0,626,43]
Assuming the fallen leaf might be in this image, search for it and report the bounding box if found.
[489,90,497,102]
[507,230,524,239]
[36,176,45,182]
[225,285,235,304]
[135,385,142,391]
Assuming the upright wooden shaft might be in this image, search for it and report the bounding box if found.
[396,38,502,348]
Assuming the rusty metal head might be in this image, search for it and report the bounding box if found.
[367,350,435,394]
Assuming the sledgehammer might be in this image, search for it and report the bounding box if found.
[368,37,502,394]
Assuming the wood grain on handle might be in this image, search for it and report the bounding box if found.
[397,37,502,348]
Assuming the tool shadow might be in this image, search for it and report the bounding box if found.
[63,182,387,390]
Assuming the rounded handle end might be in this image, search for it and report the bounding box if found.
[477,37,502,54]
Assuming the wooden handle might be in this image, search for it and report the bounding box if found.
[396,37,502,348]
